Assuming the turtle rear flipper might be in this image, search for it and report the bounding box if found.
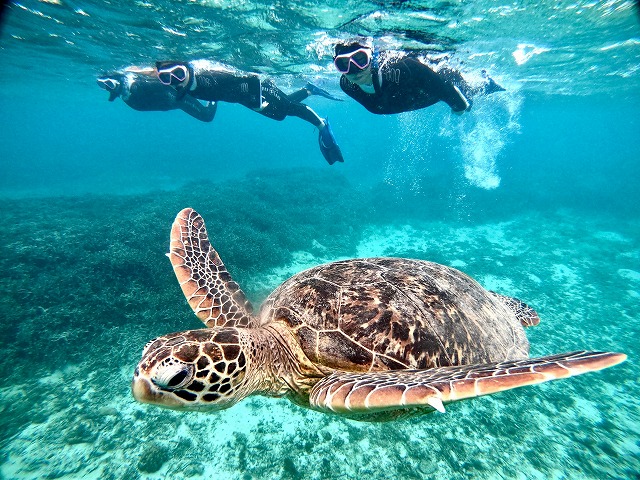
[490,291,540,327]
[169,208,257,328]
[309,351,626,416]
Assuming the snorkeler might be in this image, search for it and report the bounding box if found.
[333,39,505,115]
[154,60,344,165]
[97,70,217,122]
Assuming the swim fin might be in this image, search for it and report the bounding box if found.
[306,82,343,102]
[485,77,506,95]
[318,119,344,165]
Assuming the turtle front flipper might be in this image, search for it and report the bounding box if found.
[309,351,626,418]
[169,208,257,328]
[490,291,540,326]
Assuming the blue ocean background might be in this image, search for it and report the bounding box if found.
[1,1,639,479]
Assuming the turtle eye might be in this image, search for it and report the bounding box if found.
[153,359,194,390]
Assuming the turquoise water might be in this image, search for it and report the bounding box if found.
[1,1,639,479]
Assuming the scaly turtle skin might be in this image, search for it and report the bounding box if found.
[132,208,626,421]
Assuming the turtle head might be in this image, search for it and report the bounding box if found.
[132,327,250,411]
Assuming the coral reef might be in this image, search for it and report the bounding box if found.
[0,169,638,479]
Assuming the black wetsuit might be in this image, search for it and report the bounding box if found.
[340,52,475,115]
[122,74,216,122]
[178,61,323,128]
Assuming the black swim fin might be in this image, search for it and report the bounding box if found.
[318,119,344,165]
[306,82,343,102]
[486,77,506,95]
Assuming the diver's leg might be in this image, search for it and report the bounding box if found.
[287,103,325,128]
[435,68,472,112]
[441,67,510,112]
[262,83,324,127]
[287,88,310,103]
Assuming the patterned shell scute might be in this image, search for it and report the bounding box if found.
[261,258,528,373]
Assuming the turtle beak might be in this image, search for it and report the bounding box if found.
[131,375,152,403]
[131,369,163,405]
[131,371,191,409]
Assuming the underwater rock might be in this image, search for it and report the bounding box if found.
[182,461,205,477]
[282,457,299,478]
[64,421,98,445]
[137,442,169,474]
[97,406,120,417]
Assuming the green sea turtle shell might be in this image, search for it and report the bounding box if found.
[259,258,529,372]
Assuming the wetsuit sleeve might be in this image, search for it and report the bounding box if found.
[339,75,386,114]
[178,95,218,122]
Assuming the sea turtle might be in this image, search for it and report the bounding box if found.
[132,208,625,421]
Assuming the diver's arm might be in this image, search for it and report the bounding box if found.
[178,95,218,122]
[339,75,385,114]
[339,75,367,102]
